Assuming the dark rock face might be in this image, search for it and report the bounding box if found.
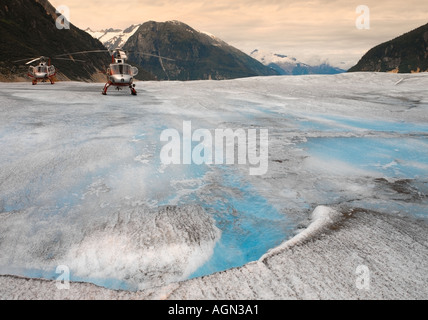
[349,23,428,73]
[123,21,278,81]
[0,0,111,81]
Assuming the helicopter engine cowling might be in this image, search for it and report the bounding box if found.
[34,72,48,79]
[109,74,133,85]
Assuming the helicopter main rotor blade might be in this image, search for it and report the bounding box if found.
[131,52,176,61]
[13,57,40,63]
[25,57,44,65]
[53,57,86,63]
[55,50,110,57]
[55,49,176,61]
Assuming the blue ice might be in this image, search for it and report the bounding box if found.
[190,168,294,279]
[296,113,428,133]
[304,137,428,179]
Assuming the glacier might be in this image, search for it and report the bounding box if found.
[0,72,427,299]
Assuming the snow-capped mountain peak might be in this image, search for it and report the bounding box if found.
[85,25,141,50]
[250,49,345,75]
[250,49,302,66]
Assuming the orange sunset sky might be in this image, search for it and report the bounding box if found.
[49,0,428,69]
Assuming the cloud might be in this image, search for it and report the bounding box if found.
[50,0,428,68]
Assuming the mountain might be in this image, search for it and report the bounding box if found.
[121,21,278,80]
[250,50,346,75]
[349,23,428,73]
[0,0,111,81]
[85,25,141,51]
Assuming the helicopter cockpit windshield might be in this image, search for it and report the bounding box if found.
[37,66,48,73]
[110,64,132,75]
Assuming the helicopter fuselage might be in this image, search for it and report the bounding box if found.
[102,54,139,95]
[28,62,56,85]
[107,63,136,86]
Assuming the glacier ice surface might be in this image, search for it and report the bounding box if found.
[0,72,427,291]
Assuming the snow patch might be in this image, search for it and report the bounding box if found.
[86,25,141,50]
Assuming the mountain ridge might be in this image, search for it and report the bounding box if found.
[89,20,279,80]
[349,22,428,73]
[0,0,111,82]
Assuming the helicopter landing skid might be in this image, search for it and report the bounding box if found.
[102,82,137,96]
[130,85,137,96]
[102,82,112,95]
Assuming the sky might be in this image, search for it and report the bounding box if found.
[49,0,428,69]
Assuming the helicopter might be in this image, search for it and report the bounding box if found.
[27,57,56,85]
[13,56,58,85]
[14,48,175,95]
[102,48,139,96]
[99,48,176,96]
[14,55,85,85]
[54,48,162,95]
[59,48,176,96]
